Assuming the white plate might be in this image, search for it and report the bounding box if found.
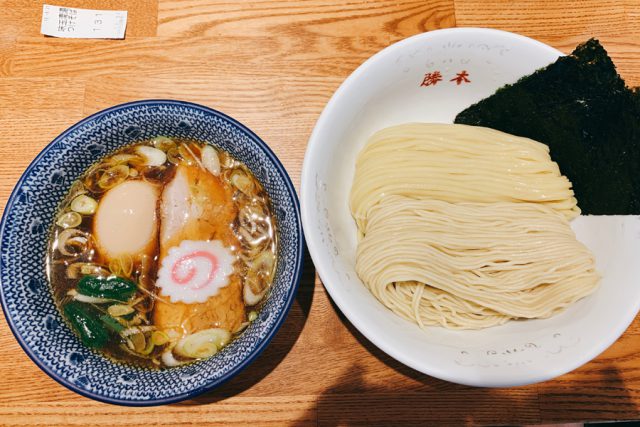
[301,28,640,387]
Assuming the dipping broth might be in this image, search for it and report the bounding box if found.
[46,137,277,368]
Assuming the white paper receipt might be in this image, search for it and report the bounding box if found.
[41,4,127,39]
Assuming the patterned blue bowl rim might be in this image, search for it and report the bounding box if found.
[0,99,304,406]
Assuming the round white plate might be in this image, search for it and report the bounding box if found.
[301,28,640,387]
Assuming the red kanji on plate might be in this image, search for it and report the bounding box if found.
[420,71,443,87]
[450,70,471,85]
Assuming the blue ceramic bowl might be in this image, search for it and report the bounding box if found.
[0,100,303,405]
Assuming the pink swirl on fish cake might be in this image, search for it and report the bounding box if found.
[157,240,235,303]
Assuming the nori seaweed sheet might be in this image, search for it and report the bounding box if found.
[455,39,640,215]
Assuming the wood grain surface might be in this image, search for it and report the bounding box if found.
[0,1,638,425]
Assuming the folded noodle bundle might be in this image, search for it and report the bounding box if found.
[350,123,579,232]
[351,123,599,330]
[356,197,599,329]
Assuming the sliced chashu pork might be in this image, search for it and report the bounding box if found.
[153,164,245,337]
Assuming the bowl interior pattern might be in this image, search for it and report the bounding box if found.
[0,100,303,405]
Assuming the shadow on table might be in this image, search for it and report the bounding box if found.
[290,297,638,426]
[183,246,316,405]
[536,363,638,424]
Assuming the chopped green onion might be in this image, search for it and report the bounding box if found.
[56,211,82,228]
[174,328,231,359]
[70,195,98,215]
[136,145,167,167]
[151,331,170,346]
[107,304,135,317]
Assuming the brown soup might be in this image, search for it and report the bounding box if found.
[46,137,277,368]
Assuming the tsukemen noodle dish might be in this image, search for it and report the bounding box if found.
[46,137,277,368]
[351,39,640,331]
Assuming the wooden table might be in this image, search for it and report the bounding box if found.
[1,1,639,425]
